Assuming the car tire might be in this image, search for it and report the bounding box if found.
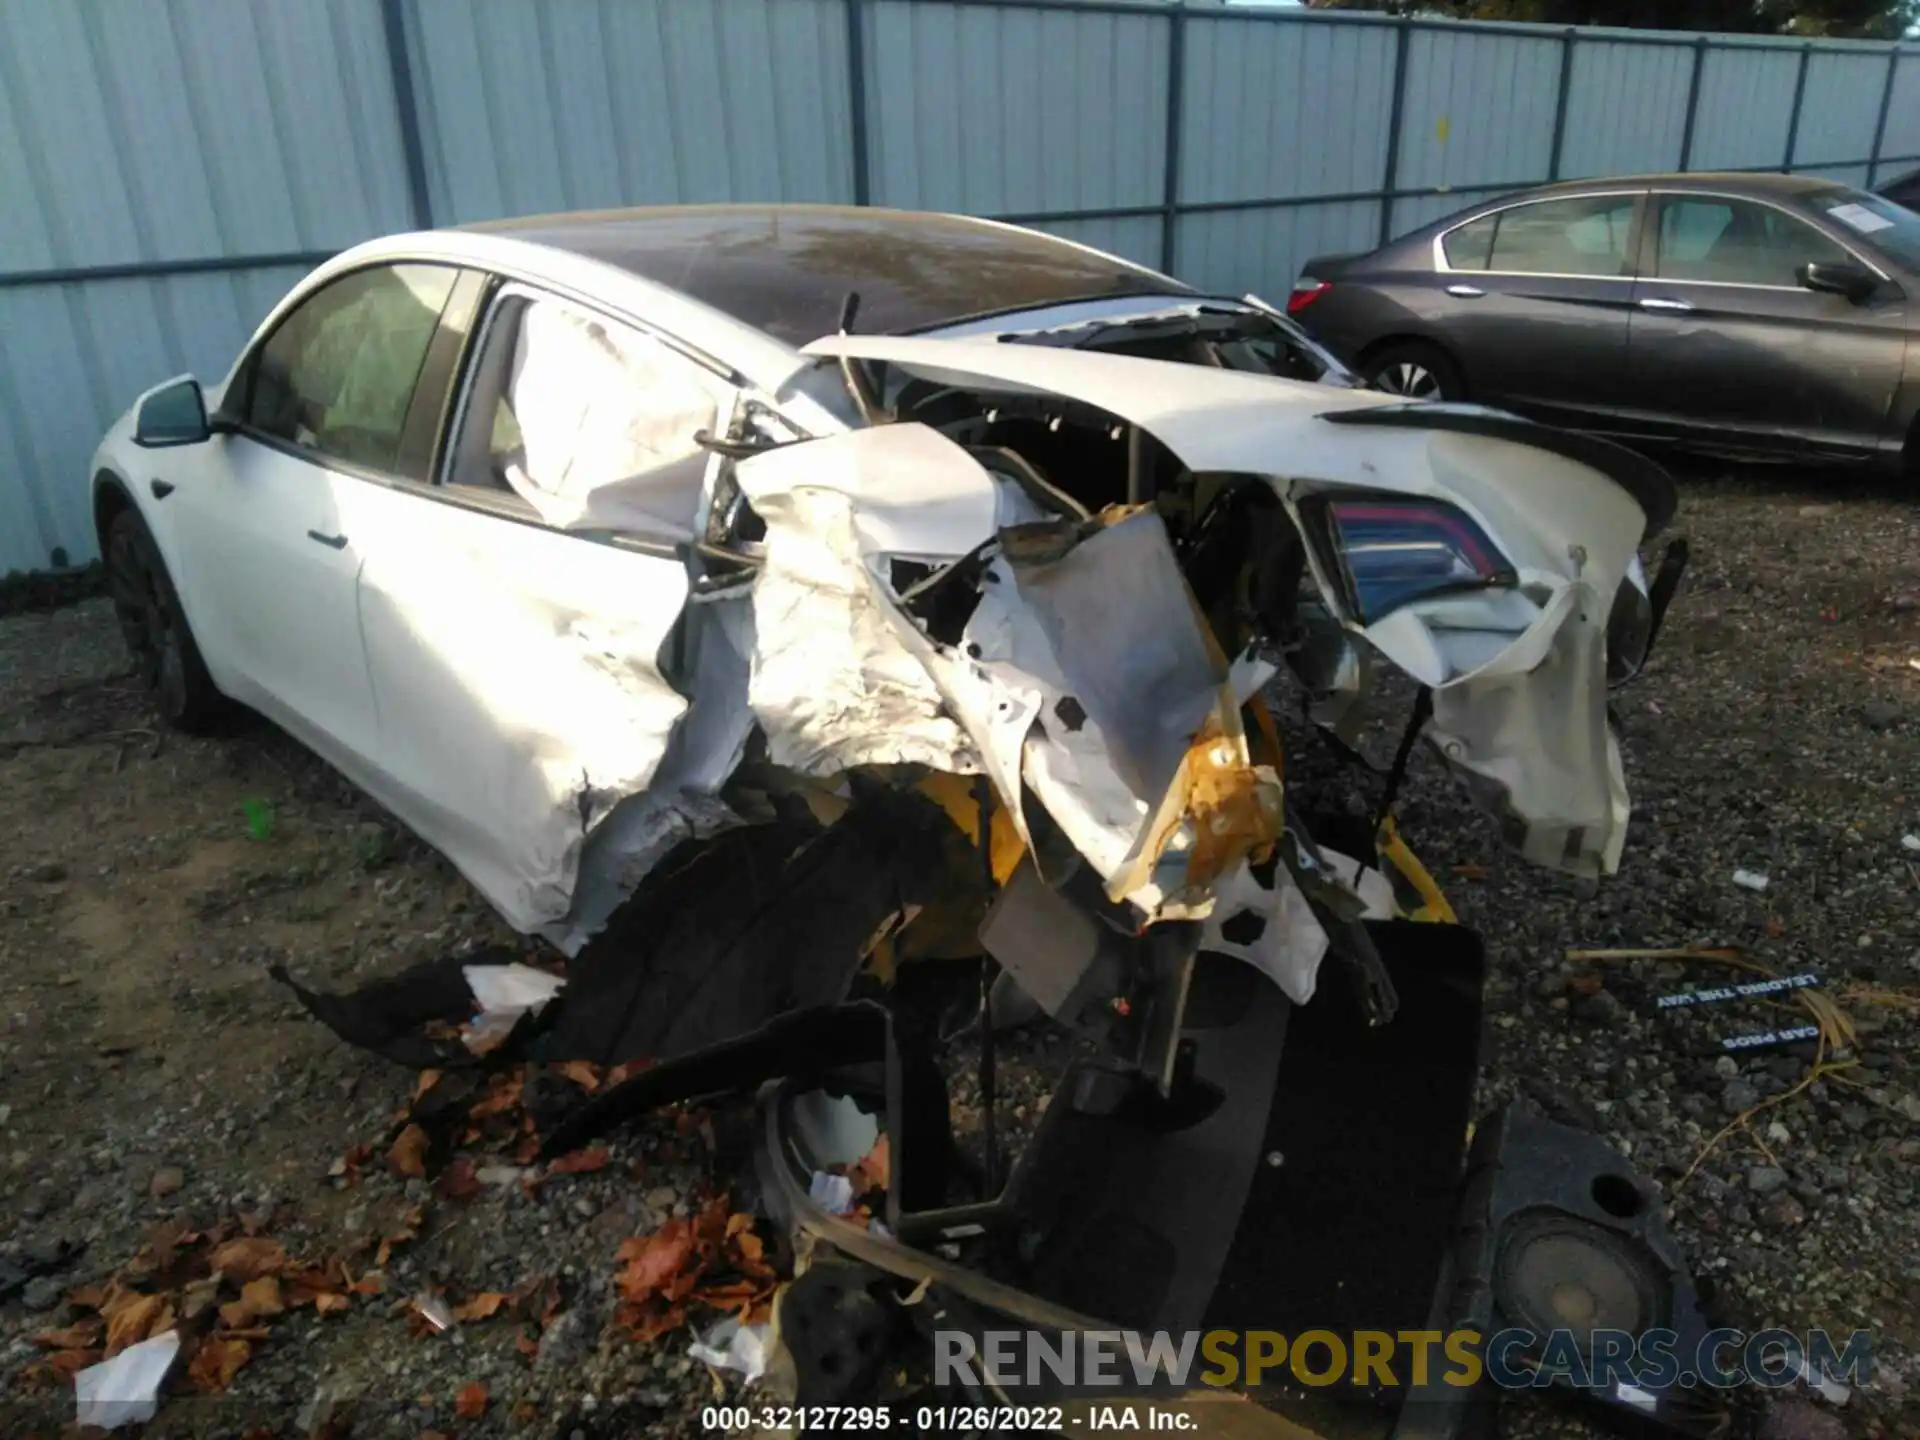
[1362,341,1467,402]
[104,505,226,733]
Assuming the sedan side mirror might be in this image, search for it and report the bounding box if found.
[133,376,211,448]
[1798,260,1877,304]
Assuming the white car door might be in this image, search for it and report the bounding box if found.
[168,262,464,768]
[345,282,735,933]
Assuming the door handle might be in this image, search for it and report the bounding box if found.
[1638,297,1694,312]
[1445,284,1486,298]
[306,530,348,550]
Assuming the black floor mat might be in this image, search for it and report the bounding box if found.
[1204,921,1488,1432]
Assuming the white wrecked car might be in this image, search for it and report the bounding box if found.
[91,205,1682,1019]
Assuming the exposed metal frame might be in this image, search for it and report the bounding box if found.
[3,0,1915,295]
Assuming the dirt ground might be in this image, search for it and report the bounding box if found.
[0,464,1916,1439]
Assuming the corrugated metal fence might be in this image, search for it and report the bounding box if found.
[4,0,1918,574]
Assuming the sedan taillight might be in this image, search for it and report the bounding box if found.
[1288,279,1332,314]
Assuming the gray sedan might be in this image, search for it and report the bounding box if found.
[1290,173,1920,471]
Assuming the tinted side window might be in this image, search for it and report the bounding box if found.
[244,264,457,477]
[1655,197,1850,286]
[1442,213,1498,270]
[1487,196,1637,277]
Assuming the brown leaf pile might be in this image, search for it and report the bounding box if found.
[24,1218,364,1395]
[613,1195,776,1345]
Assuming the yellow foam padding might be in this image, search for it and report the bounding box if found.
[913,771,1025,886]
[1377,816,1457,925]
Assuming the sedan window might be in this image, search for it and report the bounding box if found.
[1810,190,1920,271]
[1654,198,1848,287]
[1486,196,1637,277]
[1441,212,1498,271]
[244,264,457,477]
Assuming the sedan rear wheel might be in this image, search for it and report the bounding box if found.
[105,506,225,732]
[1362,342,1466,403]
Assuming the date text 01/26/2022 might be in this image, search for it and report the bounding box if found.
[701,1404,1194,1430]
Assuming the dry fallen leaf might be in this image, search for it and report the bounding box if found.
[548,1147,609,1176]
[554,1059,601,1092]
[848,1134,891,1196]
[187,1335,252,1393]
[387,1123,430,1179]
[455,1380,489,1419]
[619,1300,687,1345]
[103,1292,173,1357]
[437,1157,481,1202]
[218,1276,286,1330]
[32,1318,105,1350]
[43,1348,102,1381]
[413,1069,444,1103]
[468,1071,526,1120]
[616,1220,694,1307]
[451,1292,508,1323]
[314,1292,352,1316]
[210,1237,287,1283]
[514,1331,542,1360]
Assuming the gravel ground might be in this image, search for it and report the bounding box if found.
[0,465,1915,1439]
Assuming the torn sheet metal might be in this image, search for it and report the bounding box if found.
[463,962,566,1052]
[542,594,758,955]
[1199,850,1394,1005]
[800,337,1648,879]
[732,425,993,776]
[346,476,695,933]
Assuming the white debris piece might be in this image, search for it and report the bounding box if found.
[1901,833,1920,854]
[75,1329,180,1430]
[462,962,566,1051]
[689,1316,771,1382]
[790,1091,881,1170]
[1731,870,1770,893]
[808,1171,856,1215]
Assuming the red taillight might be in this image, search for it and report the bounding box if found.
[1288,279,1331,314]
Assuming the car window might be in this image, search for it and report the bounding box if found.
[1654,197,1849,287]
[444,291,723,540]
[1808,189,1920,271]
[1485,195,1637,277]
[244,265,458,477]
[1442,213,1498,271]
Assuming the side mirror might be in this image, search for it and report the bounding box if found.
[133,376,211,448]
[1798,260,1877,304]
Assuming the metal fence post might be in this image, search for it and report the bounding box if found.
[1547,28,1575,181]
[1868,47,1900,187]
[1378,18,1412,247]
[846,0,872,206]
[1678,34,1708,171]
[1159,5,1186,273]
[379,0,434,229]
[1783,41,1812,172]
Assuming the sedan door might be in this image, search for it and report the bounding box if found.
[1430,190,1645,425]
[343,283,736,934]
[1625,192,1908,458]
[169,262,463,768]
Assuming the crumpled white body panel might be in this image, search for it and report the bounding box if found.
[802,336,1647,878]
[1199,851,1395,1005]
[494,335,1650,962]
